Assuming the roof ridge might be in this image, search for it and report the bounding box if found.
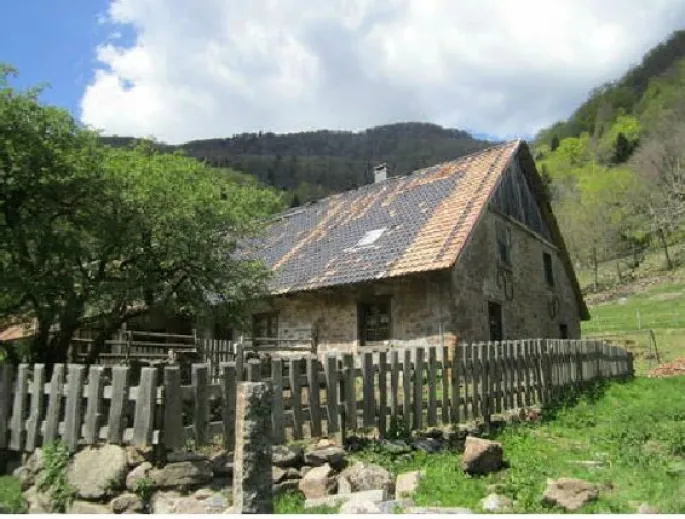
[276,139,522,216]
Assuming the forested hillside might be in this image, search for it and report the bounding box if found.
[533,29,685,292]
[101,123,491,206]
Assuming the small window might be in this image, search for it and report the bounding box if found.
[559,324,568,339]
[358,297,391,345]
[488,301,503,341]
[543,252,554,287]
[356,228,387,248]
[252,312,278,345]
[496,222,511,265]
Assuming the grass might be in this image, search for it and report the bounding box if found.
[274,491,339,514]
[350,377,685,514]
[0,475,27,513]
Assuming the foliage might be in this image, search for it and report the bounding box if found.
[0,64,283,363]
[0,475,28,513]
[133,476,155,503]
[274,490,339,514]
[101,122,492,205]
[37,441,76,513]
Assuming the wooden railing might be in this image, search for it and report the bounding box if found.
[0,339,633,454]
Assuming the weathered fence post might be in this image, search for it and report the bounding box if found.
[232,381,274,514]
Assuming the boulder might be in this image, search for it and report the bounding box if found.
[152,460,213,490]
[272,445,304,468]
[461,437,503,475]
[110,492,145,514]
[209,451,233,477]
[316,438,338,448]
[67,445,128,500]
[125,461,153,492]
[413,438,442,453]
[396,470,424,498]
[304,446,346,470]
[340,500,383,513]
[68,500,111,514]
[125,446,153,468]
[542,478,598,511]
[480,493,513,513]
[194,488,214,500]
[14,449,44,490]
[273,466,288,484]
[150,490,227,514]
[285,468,301,480]
[638,503,659,514]
[304,489,387,510]
[166,452,209,463]
[338,462,393,495]
[298,463,336,499]
[22,486,51,514]
[379,439,412,455]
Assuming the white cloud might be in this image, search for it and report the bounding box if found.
[81,0,685,144]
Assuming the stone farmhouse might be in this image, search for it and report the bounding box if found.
[224,140,589,356]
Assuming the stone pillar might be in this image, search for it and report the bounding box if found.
[232,381,274,514]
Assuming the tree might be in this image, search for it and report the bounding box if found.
[629,114,685,269]
[550,134,560,152]
[0,66,283,363]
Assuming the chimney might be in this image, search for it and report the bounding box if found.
[373,162,388,183]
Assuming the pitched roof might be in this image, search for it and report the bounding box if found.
[244,140,521,294]
[238,138,591,319]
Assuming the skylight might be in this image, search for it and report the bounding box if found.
[355,228,386,247]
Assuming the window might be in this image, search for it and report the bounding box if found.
[496,222,511,266]
[543,252,554,287]
[252,312,278,345]
[488,302,503,341]
[356,228,387,248]
[559,324,568,339]
[358,297,391,345]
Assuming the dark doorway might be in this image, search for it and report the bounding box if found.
[488,302,503,341]
[559,323,568,339]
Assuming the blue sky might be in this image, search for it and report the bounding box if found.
[3,1,685,144]
[0,0,132,115]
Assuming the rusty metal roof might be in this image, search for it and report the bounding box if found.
[244,140,521,295]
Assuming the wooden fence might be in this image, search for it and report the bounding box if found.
[0,339,633,454]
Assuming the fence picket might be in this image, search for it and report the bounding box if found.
[450,343,460,424]
[290,359,304,439]
[222,363,237,450]
[307,358,322,437]
[427,346,437,427]
[475,343,485,419]
[441,346,450,424]
[132,367,157,447]
[64,364,86,451]
[9,364,29,451]
[324,355,338,435]
[25,364,46,452]
[402,349,412,430]
[413,347,424,430]
[362,353,375,428]
[83,366,104,446]
[163,366,184,451]
[481,343,490,421]
[270,359,285,443]
[504,341,514,409]
[378,351,388,437]
[467,344,475,420]
[106,366,128,444]
[0,364,14,449]
[390,350,399,427]
[44,365,65,444]
[493,342,502,414]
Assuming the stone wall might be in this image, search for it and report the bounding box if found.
[246,273,453,356]
[447,208,581,342]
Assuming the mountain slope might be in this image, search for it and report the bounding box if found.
[101,122,493,204]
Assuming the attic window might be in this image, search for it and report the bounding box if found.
[356,228,386,248]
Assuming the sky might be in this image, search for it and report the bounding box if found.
[3,1,685,145]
